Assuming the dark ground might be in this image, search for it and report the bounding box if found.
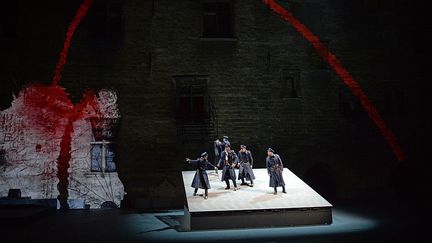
[0,198,427,243]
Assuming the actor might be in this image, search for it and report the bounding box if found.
[214,135,231,169]
[218,145,239,191]
[186,152,212,199]
[237,144,255,187]
[266,148,286,194]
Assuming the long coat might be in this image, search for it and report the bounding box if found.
[189,157,211,189]
[219,151,238,181]
[237,150,255,181]
[266,154,285,187]
[214,138,231,169]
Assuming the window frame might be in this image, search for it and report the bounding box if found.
[279,69,302,99]
[90,140,116,173]
[173,75,209,122]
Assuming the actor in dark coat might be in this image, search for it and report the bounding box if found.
[214,135,231,169]
[186,152,212,199]
[237,144,255,187]
[266,148,286,194]
[218,145,238,190]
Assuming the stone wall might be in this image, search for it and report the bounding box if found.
[1,0,429,208]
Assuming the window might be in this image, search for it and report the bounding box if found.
[174,76,209,121]
[202,0,234,38]
[279,69,301,98]
[88,117,117,172]
[90,141,116,172]
[0,1,18,38]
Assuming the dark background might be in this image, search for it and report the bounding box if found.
[0,0,430,210]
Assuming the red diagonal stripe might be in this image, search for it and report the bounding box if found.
[263,0,405,161]
[52,0,94,86]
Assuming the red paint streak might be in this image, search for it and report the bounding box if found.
[22,85,74,135]
[21,84,101,208]
[263,0,405,161]
[5,0,101,208]
[51,0,95,208]
[52,0,94,86]
[57,90,100,209]
[21,85,100,133]
[56,120,73,209]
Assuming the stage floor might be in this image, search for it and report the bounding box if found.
[182,168,332,213]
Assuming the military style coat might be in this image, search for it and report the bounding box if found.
[219,150,238,181]
[237,150,255,181]
[188,157,211,189]
[266,154,285,187]
[214,138,231,169]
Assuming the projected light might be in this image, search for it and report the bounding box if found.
[0,0,124,209]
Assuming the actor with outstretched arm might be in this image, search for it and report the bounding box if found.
[186,152,212,199]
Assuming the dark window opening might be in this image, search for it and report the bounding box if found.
[174,76,209,122]
[202,1,234,38]
[279,69,301,98]
[0,1,18,38]
[91,142,116,172]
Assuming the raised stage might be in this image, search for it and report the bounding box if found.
[181,168,332,231]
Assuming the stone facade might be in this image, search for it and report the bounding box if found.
[0,86,125,208]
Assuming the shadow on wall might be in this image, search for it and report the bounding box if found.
[302,163,337,202]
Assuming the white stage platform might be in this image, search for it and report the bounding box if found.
[181,168,332,231]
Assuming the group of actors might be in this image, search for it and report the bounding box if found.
[186,136,286,200]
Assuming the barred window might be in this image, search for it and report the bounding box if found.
[279,69,301,98]
[90,141,116,172]
[174,75,209,121]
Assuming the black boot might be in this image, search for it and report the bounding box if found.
[193,188,198,196]
[233,180,238,190]
[250,180,254,187]
[225,180,230,189]
[282,186,287,193]
[204,189,208,199]
[241,178,247,186]
[274,187,277,195]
